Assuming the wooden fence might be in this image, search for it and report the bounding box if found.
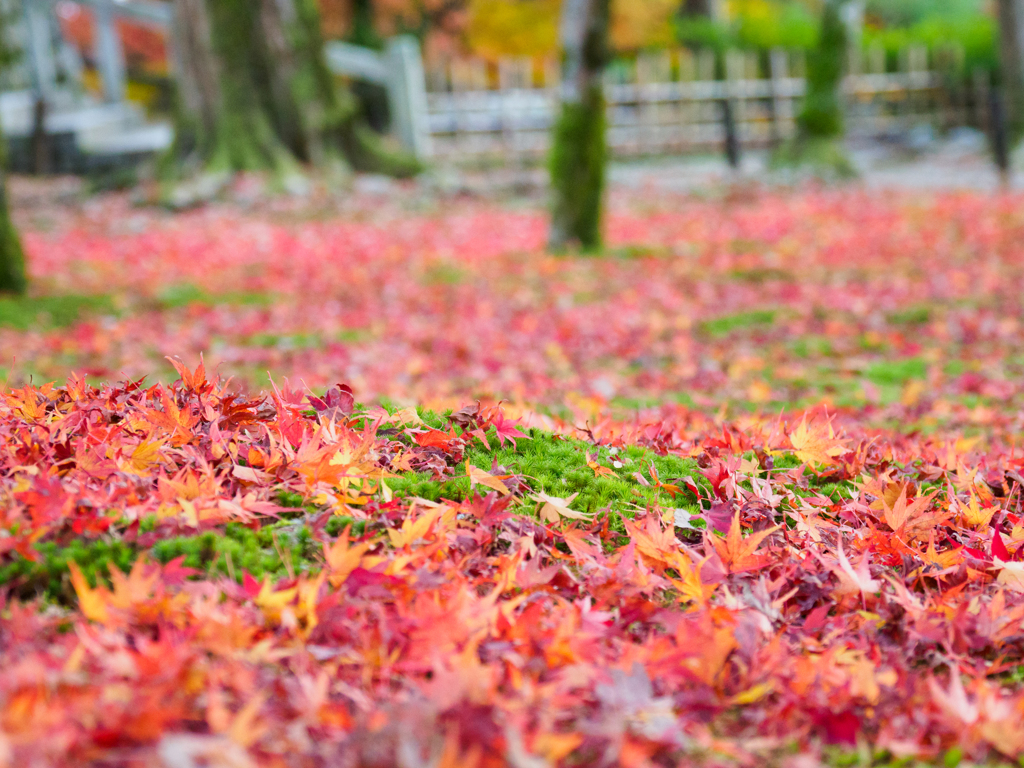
[424,45,991,163]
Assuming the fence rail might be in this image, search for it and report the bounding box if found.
[424,45,986,163]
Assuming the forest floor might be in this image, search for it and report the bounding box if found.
[2,173,1024,766]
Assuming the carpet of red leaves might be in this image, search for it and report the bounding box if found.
[3,185,1024,766]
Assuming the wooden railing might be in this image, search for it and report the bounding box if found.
[424,45,988,162]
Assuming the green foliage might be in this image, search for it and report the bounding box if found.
[549,86,608,251]
[676,1,818,53]
[0,293,115,330]
[735,2,818,51]
[865,0,984,28]
[863,15,998,76]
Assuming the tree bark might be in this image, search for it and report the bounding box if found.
[166,0,419,184]
[0,137,26,295]
[681,0,715,18]
[549,0,611,252]
[999,0,1024,141]
[799,0,847,140]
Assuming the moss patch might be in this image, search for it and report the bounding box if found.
[0,293,115,330]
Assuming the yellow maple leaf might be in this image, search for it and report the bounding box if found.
[788,416,847,466]
[388,507,445,548]
[323,529,371,588]
[959,489,997,530]
[68,562,110,625]
[122,438,166,475]
[665,550,716,607]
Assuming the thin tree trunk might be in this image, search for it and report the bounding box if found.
[166,0,419,187]
[799,0,847,140]
[549,0,611,251]
[999,0,1024,141]
[681,0,714,18]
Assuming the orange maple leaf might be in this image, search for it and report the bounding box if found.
[585,453,616,479]
[709,512,780,573]
[466,463,511,496]
[881,485,942,540]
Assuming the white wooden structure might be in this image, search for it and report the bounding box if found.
[424,44,984,163]
[0,0,432,170]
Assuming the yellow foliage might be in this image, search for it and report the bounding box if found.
[611,0,678,51]
[466,0,680,59]
[466,0,560,59]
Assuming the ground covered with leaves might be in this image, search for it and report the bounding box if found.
[4,184,1024,766]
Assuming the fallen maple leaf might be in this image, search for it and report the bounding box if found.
[586,453,616,478]
[709,511,780,573]
[532,492,590,524]
[466,463,512,496]
[787,416,847,466]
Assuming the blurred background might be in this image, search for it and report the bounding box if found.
[0,0,1013,185]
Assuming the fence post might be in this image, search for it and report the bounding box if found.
[93,0,127,103]
[722,97,740,169]
[21,0,57,99]
[769,47,788,147]
[973,67,991,133]
[990,87,1011,188]
[385,35,432,160]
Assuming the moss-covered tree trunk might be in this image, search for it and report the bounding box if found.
[548,0,611,252]
[999,0,1024,142]
[167,0,418,185]
[0,130,26,295]
[799,0,847,141]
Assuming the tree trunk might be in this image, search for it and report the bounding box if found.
[0,138,26,295]
[549,0,611,252]
[166,0,419,185]
[799,0,848,140]
[681,0,715,18]
[999,0,1024,141]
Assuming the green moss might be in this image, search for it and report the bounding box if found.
[549,85,608,252]
[387,429,705,517]
[771,136,856,180]
[154,283,275,310]
[0,538,137,601]
[0,519,334,601]
[150,522,319,582]
[701,309,777,337]
[790,335,835,359]
[886,305,932,326]
[864,357,927,387]
[0,293,115,330]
